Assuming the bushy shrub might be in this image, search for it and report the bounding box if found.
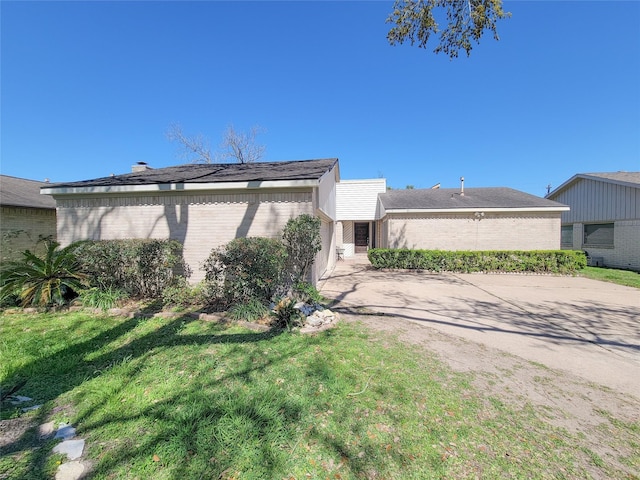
[0,240,88,308]
[74,239,188,298]
[282,214,322,283]
[368,249,587,274]
[201,237,287,305]
[292,281,324,304]
[161,278,205,309]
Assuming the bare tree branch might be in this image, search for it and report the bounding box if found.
[216,125,266,164]
[166,123,213,164]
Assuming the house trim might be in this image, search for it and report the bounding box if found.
[383,206,569,214]
[41,179,321,196]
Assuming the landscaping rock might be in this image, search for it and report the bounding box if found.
[8,395,32,404]
[21,404,42,412]
[53,439,85,460]
[39,421,56,438]
[54,424,76,440]
[55,460,85,480]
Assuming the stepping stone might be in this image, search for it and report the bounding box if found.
[39,421,55,438]
[53,439,85,460]
[55,460,85,480]
[21,404,42,412]
[55,424,76,440]
[9,395,32,404]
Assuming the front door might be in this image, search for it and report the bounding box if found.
[354,222,369,253]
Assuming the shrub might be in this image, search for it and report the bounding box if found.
[292,281,324,304]
[74,239,188,298]
[227,297,270,323]
[368,249,587,274]
[270,296,302,330]
[162,279,205,309]
[282,214,322,283]
[0,240,88,308]
[201,237,287,305]
[78,286,128,311]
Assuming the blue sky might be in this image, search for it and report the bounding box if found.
[1,1,639,196]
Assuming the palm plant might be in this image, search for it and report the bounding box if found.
[0,240,88,307]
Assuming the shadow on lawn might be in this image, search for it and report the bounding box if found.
[0,311,290,478]
[1,311,414,479]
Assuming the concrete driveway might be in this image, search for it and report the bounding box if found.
[319,257,640,398]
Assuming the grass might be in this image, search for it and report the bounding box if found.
[1,310,638,479]
[580,266,640,288]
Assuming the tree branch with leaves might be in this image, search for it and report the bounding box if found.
[386,0,511,58]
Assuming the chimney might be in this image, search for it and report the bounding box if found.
[460,177,465,196]
[132,161,151,173]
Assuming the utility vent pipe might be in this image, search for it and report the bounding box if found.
[460,177,465,196]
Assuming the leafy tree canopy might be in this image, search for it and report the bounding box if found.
[386,0,511,58]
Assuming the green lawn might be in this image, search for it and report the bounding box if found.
[580,266,640,288]
[1,310,637,479]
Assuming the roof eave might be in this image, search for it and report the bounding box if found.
[41,179,320,196]
[383,207,570,214]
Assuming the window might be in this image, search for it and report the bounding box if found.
[583,223,614,247]
[561,225,573,248]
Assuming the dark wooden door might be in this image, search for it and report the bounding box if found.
[354,223,369,253]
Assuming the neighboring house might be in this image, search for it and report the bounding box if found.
[0,175,57,262]
[41,159,339,283]
[377,186,569,251]
[336,179,387,256]
[546,172,640,271]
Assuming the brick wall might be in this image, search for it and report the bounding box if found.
[54,191,314,283]
[572,220,640,271]
[385,212,562,251]
[0,206,57,261]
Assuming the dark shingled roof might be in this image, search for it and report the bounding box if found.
[380,187,566,210]
[1,175,57,209]
[46,159,339,189]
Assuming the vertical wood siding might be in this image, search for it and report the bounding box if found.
[550,178,639,223]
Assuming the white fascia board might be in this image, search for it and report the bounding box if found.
[384,206,570,214]
[41,179,319,196]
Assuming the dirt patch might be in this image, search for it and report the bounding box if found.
[338,308,640,478]
[0,415,35,449]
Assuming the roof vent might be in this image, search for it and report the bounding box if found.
[460,177,465,196]
[132,162,151,173]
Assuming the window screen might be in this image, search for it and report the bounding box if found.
[561,225,573,247]
[583,223,614,247]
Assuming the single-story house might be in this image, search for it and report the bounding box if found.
[41,159,339,283]
[546,172,640,271]
[42,159,571,282]
[376,186,569,251]
[1,175,57,262]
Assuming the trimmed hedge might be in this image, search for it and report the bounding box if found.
[367,249,587,274]
[74,239,188,297]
